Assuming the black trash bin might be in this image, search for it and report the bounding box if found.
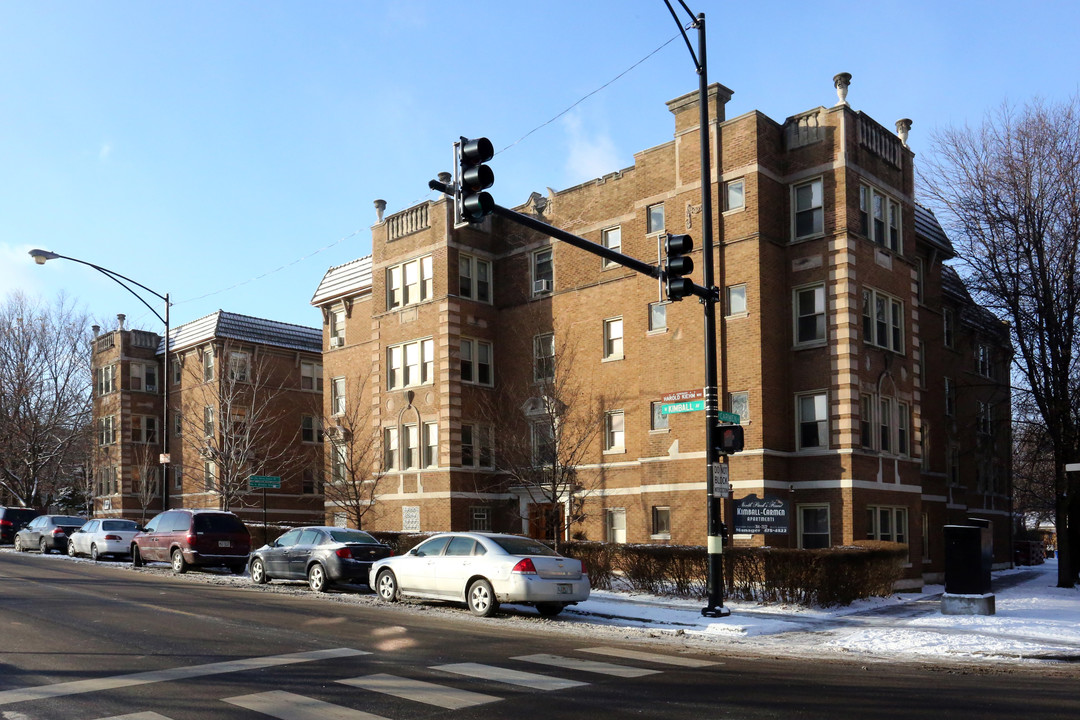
[943,522,992,595]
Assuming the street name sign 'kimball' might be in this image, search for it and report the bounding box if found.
[249,475,281,490]
[661,388,705,415]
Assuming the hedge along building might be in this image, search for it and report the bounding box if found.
[311,75,1013,586]
[88,311,327,526]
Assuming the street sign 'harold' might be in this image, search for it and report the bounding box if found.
[661,388,705,415]
[249,475,281,490]
[733,494,790,534]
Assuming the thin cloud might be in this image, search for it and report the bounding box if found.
[562,113,621,184]
[99,142,113,161]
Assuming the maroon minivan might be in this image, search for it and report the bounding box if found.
[131,509,250,574]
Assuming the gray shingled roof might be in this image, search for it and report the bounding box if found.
[311,255,372,307]
[159,310,322,355]
[914,204,955,258]
[942,266,1010,342]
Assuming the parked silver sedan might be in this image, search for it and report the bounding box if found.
[68,519,141,561]
[369,532,589,617]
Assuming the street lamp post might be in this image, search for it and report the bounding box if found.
[29,249,171,513]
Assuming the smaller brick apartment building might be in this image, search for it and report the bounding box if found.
[88,311,326,526]
[312,75,1012,586]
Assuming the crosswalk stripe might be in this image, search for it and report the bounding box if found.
[579,646,720,667]
[338,673,499,710]
[93,713,174,720]
[433,662,588,691]
[223,690,390,720]
[0,648,369,706]
[513,654,661,678]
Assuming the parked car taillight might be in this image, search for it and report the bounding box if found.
[51,528,66,537]
[0,519,12,527]
[186,533,196,545]
[579,559,588,575]
[335,548,352,559]
[103,534,122,541]
[511,557,537,574]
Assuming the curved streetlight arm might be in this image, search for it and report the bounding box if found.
[29,249,168,324]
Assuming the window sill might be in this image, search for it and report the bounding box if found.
[725,312,749,320]
[793,340,828,350]
[790,232,825,244]
[603,448,626,456]
[722,206,745,216]
[601,355,624,363]
[649,428,670,435]
[650,534,671,541]
[646,328,668,336]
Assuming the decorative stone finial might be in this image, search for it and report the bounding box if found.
[896,118,913,147]
[374,199,387,224]
[834,72,852,106]
[116,314,125,331]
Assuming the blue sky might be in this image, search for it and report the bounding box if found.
[2,1,1078,331]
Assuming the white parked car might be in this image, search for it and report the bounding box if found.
[369,532,589,618]
[68,519,142,561]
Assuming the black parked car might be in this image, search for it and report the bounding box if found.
[0,507,39,544]
[14,515,86,554]
[249,526,393,592]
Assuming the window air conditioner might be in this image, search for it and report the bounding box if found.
[330,336,344,348]
[533,279,551,294]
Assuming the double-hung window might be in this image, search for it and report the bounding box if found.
[797,392,828,450]
[601,226,622,268]
[879,398,893,453]
[531,422,556,466]
[203,406,215,438]
[605,508,627,543]
[646,203,665,234]
[866,506,908,544]
[798,505,830,549]
[132,416,158,444]
[977,401,993,436]
[603,317,623,360]
[228,352,250,382]
[383,428,398,471]
[860,394,874,449]
[301,415,323,444]
[532,249,553,295]
[794,284,826,345]
[976,344,992,378]
[301,361,323,391]
[329,308,346,345]
[650,401,669,431]
[461,338,493,385]
[724,178,745,211]
[652,506,671,538]
[461,424,493,468]
[202,348,214,381]
[793,178,823,240]
[95,364,116,395]
[859,184,902,252]
[387,255,434,309]
[726,284,747,316]
[944,377,955,417]
[331,377,346,416]
[331,442,347,484]
[533,333,555,383]
[387,338,435,389]
[423,422,438,468]
[98,416,116,446]
[897,403,909,456]
[862,289,904,353]
[459,254,491,303]
[402,424,420,470]
[130,363,157,392]
[648,302,667,332]
[604,411,625,453]
[943,309,955,349]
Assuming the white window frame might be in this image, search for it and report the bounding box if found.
[131,416,158,444]
[171,358,182,385]
[604,411,625,454]
[602,317,624,361]
[897,402,909,456]
[859,184,902,252]
[202,348,214,381]
[796,391,828,451]
[728,391,750,424]
[461,338,493,386]
[879,397,893,454]
[301,361,323,392]
[387,338,435,390]
[798,504,831,549]
[532,248,553,296]
[423,421,438,468]
[725,284,747,317]
[862,288,905,353]
[461,423,493,469]
[95,364,117,395]
[331,376,346,416]
[531,421,556,466]
[724,178,745,212]
[301,415,323,444]
[860,394,874,449]
[203,406,215,438]
[459,253,492,303]
[601,226,622,268]
[228,351,250,382]
[98,415,117,446]
[130,363,158,393]
[866,505,909,544]
[648,302,667,333]
[793,283,826,346]
[605,507,627,544]
[976,344,992,378]
[651,506,671,539]
[387,255,434,310]
[646,203,665,235]
[331,441,347,484]
[650,401,669,432]
[402,423,420,470]
[329,307,346,344]
[383,427,398,471]
[533,333,555,383]
[792,177,823,240]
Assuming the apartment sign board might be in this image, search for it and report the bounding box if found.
[734,494,790,534]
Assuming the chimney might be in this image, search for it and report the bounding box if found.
[91,324,100,338]
[374,199,387,224]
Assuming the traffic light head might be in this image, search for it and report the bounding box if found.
[664,233,694,301]
[717,424,744,455]
[458,136,495,222]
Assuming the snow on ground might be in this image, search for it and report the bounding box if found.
[5,548,1078,666]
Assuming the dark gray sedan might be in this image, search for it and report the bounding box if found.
[14,514,86,554]
[248,526,393,592]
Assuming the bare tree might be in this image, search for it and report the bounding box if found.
[482,320,613,551]
[0,292,93,510]
[176,342,303,511]
[921,96,1080,586]
[131,443,161,523]
[320,374,387,529]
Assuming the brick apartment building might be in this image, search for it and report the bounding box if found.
[309,74,1013,586]
[89,311,326,526]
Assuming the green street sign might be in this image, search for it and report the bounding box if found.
[661,399,705,414]
[717,411,741,424]
[249,475,281,489]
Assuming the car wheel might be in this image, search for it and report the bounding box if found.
[467,578,498,617]
[90,544,100,562]
[14,537,24,553]
[39,538,49,554]
[307,563,328,593]
[131,545,143,567]
[68,541,78,558]
[375,569,399,602]
[250,559,268,584]
[171,548,188,574]
[536,602,564,618]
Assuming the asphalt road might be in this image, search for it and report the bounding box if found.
[1,550,1078,720]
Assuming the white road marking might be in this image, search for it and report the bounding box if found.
[513,654,661,678]
[223,691,390,720]
[0,648,368,706]
[93,713,174,720]
[579,646,719,667]
[338,673,499,709]
[433,662,588,691]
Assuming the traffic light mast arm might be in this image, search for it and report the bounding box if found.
[429,177,715,300]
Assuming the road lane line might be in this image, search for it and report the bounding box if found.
[578,647,720,667]
[338,673,499,709]
[433,662,588,691]
[513,654,661,678]
[93,713,175,720]
[0,648,368,706]
[224,690,390,720]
